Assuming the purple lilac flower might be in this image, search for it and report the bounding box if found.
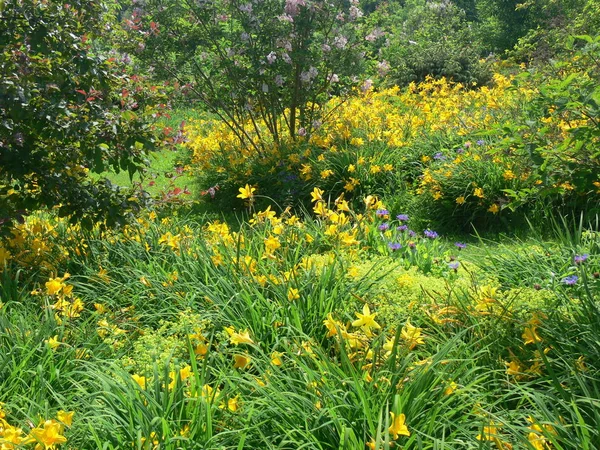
[574,254,589,264]
[408,230,417,238]
[376,209,389,217]
[397,225,408,232]
[284,0,305,17]
[388,242,402,251]
[448,261,460,270]
[378,223,390,231]
[333,35,348,49]
[377,60,390,77]
[423,229,439,239]
[476,139,485,146]
[239,3,253,13]
[455,242,467,250]
[266,52,277,64]
[561,275,578,285]
[396,214,409,222]
[433,152,446,161]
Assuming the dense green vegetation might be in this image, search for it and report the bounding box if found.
[1,0,599,449]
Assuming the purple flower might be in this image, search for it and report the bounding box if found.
[284,0,305,17]
[433,152,446,161]
[477,139,485,146]
[574,254,589,264]
[349,5,363,20]
[297,127,307,137]
[361,79,373,93]
[455,242,467,250]
[424,229,439,239]
[378,223,390,231]
[377,60,390,77]
[408,230,417,238]
[456,147,465,154]
[448,261,460,270]
[464,141,471,148]
[333,35,348,49]
[266,52,277,64]
[388,242,402,251]
[396,214,409,222]
[561,275,578,285]
[397,225,408,232]
[376,209,389,217]
[239,3,253,13]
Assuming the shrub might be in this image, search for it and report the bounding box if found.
[0,0,169,230]
[372,0,491,87]
[121,0,365,149]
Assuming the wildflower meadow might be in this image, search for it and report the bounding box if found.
[1,0,599,449]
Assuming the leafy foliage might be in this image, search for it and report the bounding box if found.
[0,0,168,229]
[120,0,365,149]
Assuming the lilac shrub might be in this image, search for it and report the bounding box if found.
[123,0,365,150]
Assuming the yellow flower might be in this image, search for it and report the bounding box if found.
[229,329,255,346]
[401,320,424,350]
[351,304,381,335]
[389,412,410,439]
[456,196,466,205]
[233,354,251,369]
[271,351,284,366]
[179,365,193,381]
[0,423,25,446]
[347,164,356,173]
[503,170,516,180]
[46,335,61,350]
[474,187,484,198]
[336,200,350,212]
[444,381,458,395]
[222,395,240,412]
[57,410,74,427]
[369,165,381,174]
[528,431,546,450]
[45,273,70,296]
[323,313,344,337]
[264,235,281,254]
[347,266,360,278]
[313,201,329,217]
[320,169,334,179]
[522,326,542,345]
[237,184,256,200]
[488,204,500,214]
[27,420,68,448]
[287,288,300,301]
[132,374,147,389]
[310,187,324,203]
[505,360,521,376]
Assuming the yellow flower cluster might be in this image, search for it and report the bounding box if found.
[0,404,73,449]
[184,73,531,198]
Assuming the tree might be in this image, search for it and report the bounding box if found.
[119,0,364,150]
[0,0,168,229]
